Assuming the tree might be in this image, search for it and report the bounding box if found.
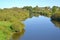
[33,6,41,12]
[52,6,57,14]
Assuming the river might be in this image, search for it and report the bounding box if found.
[12,16,60,40]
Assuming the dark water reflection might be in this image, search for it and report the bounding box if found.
[12,16,60,40]
[11,29,25,40]
[51,20,60,28]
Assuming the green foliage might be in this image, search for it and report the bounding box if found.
[0,21,12,40]
[23,6,32,15]
[23,6,32,11]
[0,7,29,40]
[33,6,40,12]
[0,6,60,40]
[51,6,60,21]
[51,12,60,21]
[52,6,57,14]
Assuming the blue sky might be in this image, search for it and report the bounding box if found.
[0,0,60,8]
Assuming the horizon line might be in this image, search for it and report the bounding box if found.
[0,5,60,9]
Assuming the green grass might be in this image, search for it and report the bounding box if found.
[0,21,13,40]
[0,21,12,26]
[0,21,25,40]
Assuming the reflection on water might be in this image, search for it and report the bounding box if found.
[51,20,60,28]
[11,29,25,40]
[29,13,40,18]
[29,13,50,18]
[11,14,60,40]
[21,16,60,40]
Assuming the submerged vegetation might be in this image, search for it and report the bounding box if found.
[0,6,60,40]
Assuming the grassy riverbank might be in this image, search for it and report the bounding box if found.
[0,6,60,40]
[0,21,12,40]
[0,7,29,40]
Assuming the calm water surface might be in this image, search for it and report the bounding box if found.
[12,16,60,40]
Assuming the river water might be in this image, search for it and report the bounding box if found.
[12,16,60,40]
